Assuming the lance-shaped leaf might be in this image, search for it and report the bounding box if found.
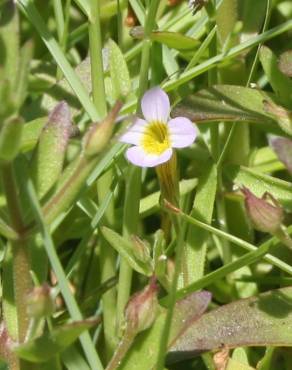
[270,136,292,174]
[14,318,100,363]
[118,291,211,370]
[0,0,19,91]
[224,164,292,210]
[30,101,72,199]
[101,227,153,276]
[172,85,281,133]
[0,116,23,161]
[107,39,131,100]
[150,31,199,50]
[259,46,292,106]
[168,286,292,364]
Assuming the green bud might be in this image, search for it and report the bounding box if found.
[130,235,151,264]
[84,101,122,157]
[26,284,55,319]
[30,101,72,198]
[241,187,284,234]
[125,276,159,335]
[0,116,23,161]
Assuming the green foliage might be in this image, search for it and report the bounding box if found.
[0,0,292,369]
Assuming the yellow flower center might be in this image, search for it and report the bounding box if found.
[141,121,170,155]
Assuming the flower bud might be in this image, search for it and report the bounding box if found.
[83,101,122,157]
[241,187,284,234]
[125,276,159,335]
[130,235,151,264]
[26,284,55,319]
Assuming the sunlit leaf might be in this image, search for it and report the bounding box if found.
[168,286,292,363]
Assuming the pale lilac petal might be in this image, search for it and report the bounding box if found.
[126,146,173,168]
[168,117,197,148]
[119,118,147,145]
[141,87,170,123]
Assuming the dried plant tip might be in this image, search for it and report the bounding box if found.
[26,284,55,319]
[241,187,284,234]
[163,199,181,214]
[125,3,138,27]
[168,0,184,6]
[213,346,230,370]
[189,0,208,14]
[125,276,159,335]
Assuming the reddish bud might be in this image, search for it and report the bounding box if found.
[125,4,138,27]
[125,277,159,334]
[168,0,184,6]
[241,187,284,234]
[26,284,55,319]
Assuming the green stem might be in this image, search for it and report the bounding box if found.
[166,206,292,275]
[156,215,185,370]
[27,181,104,370]
[106,330,135,370]
[116,166,141,335]
[52,0,64,41]
[97,171,118,359]
[89,0,107,118]
[116,0,160,338]
[1,163,31,343]
[161,235,271,304]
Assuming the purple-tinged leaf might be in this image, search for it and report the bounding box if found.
[270,137,292,174]
[168,287,292,364]
[0,322,15,363]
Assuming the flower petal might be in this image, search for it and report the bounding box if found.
[126,146,173,168]
[141,87,170,123]
[168,117,197,148]
[119,118,147,145]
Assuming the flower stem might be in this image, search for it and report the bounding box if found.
[116,166,141,335]
[155,213,185,370]
[97,171,118,359]
[116,0,160,338]
[1,163,32,343]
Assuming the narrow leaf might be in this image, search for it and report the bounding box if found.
[101,227,152,276]
[173,85,280,132]
[259,46,292,105]
[108,39,131,100]
[150,31,199,51]
[224,164,292,210]
[14,319,100,363]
